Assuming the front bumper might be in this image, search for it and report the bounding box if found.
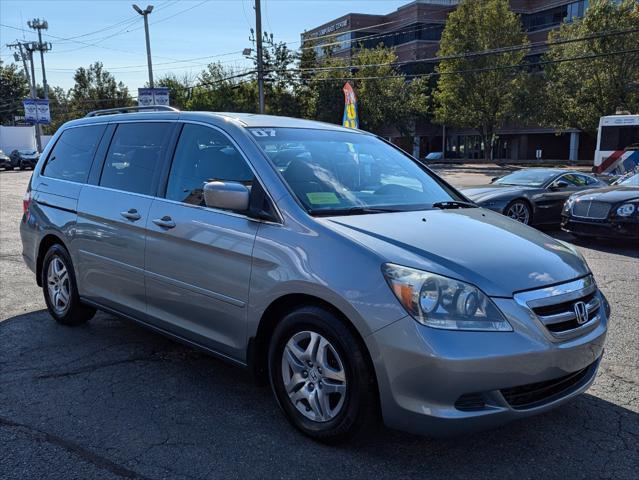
[561,215,639,239]
[367,292,608,437]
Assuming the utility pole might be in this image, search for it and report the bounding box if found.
[28,19,51,100]
[7,42,33,95]
[24,42,42,152]
[255,0,264,113]
[132,4,155,89]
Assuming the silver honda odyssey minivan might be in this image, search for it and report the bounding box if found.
[21,107,609,442]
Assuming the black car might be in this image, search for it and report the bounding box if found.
[0,149,11,169]
[462,168,607,226]
[562,172,639,240]
[10,149,40,170]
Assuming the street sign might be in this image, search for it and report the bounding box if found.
[22,99,50,124]
[138,87,170,106]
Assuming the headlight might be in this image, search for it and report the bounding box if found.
[564,196,576,212]
[382,264,512,331]
[616,203,636,217]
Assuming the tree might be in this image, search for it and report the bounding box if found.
[187,62,257,113]
[351,45,429,135]
[153,73,194,110]
[300,44,429,133]
[433,0,529,160]
[543,0,639,133]
[70,62,133,116]
[0,61,30,125]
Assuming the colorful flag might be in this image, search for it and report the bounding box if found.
[342,83,359,129]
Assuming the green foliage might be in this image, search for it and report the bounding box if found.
[0,61,30,125]
[187,62,257,112]
[70,62,133,113]
[433,0,529,159]
[543,0,639,133]
[153,73,194,110]
[352,46,429,134]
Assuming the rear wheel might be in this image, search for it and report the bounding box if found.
[268,306,378,443]
[41,244,95,326]
[504,200,532,225]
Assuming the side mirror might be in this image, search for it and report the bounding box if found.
[551,180,569,190]
[203,181,249,211]
[491,177,499,183]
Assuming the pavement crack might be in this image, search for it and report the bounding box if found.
[0,416,152,479]
[36,355,158,379]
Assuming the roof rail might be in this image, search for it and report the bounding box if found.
[85,105,179,117]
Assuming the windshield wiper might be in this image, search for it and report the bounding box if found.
[309,206,400,217]
[432,200,477,210]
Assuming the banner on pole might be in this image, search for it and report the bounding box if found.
[23,99,50,124]
[35,99,51,124]
[138,87,170,107]
[342,82,359,129]
[23,99,37,123]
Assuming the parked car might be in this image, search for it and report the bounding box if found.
[462,168,607,226]
[0,149,12,169]
[10,149,40,170]
[424,151,443,161]
[21,107,609,442]
[562,172,639,240]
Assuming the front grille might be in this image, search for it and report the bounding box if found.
[501,363,594,409]
[572,200,610,219]
[514,276,601,338]
[531,291,600,334]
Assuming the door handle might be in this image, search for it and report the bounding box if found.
[152,216,176,229]
[120,208,141,221]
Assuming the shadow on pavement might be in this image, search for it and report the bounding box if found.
[1,309,637,479]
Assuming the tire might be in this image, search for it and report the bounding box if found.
[41,244,96,326]
[268,306,378,443]
[19,160,26,170]
[504,199,532,225]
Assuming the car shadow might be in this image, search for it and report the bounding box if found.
[1,310,637,479]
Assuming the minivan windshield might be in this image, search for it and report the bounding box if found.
[249,128,462,215]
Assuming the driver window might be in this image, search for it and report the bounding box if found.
[165,124,254,206]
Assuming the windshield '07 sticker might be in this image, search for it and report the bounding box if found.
[250,129,276,137]
[306,192,340,205]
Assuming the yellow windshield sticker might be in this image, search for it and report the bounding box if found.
[306,192,340,205]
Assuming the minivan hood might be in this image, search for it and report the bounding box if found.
[322,208,589,297]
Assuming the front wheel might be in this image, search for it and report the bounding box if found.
[268,306,378,443]
[42,244,96,326]
[504,200,532,225]
[19,160,26,170]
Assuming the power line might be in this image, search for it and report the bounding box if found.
[265,26,639,75]
[283,47,639,82]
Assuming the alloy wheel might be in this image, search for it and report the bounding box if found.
[47,256,71,315]
[506,202,530,224]
[281,331,347,422]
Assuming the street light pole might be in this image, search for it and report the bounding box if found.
[255,0,264,114]
[132,4,154,89]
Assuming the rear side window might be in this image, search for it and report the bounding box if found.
[42,125,106,183]
[100,122,172,195]
[165,124,254,205]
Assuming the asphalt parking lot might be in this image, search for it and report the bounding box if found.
[1,168,637,480]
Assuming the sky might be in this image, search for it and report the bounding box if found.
[0,0,409,94]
